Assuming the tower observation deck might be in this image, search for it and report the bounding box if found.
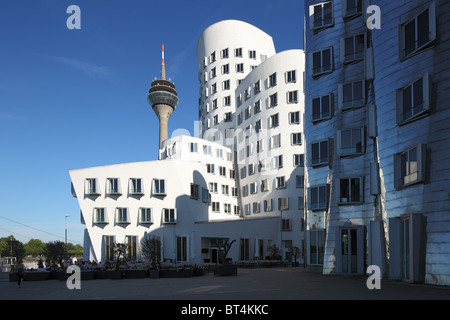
[147,44,179,150]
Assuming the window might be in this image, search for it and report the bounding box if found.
[286,70,296,83]
[202,188,210,203]
[116,208,129,223]
[240,238,250,260]
[242,185,249,197]
[296,175,304,188]
[312,94,332,122]
[310,185,328,210]
[240,166,246,179]
[253,202,260,214]
[107,178,121,195]
[340,80,365,110]
[139,208,153,224]
[203,145,212,155]
[248,163,256,176]
[264,199,273,212]
[153,179,166,195]
[209,182,218,193]
[126,236,137,261]
[232,187,238,197]
[245,106,251,120]
[396,73,430,125]
[177,236,187,262]
[289,111,300,124]
[261,179,269,192]
[236,63,244,73]
[344,0,362,18]
[224,112,232,122]
[400,2,436,60]
[222,64,229,74]
[163,208,176,223]
[223,79,230,90]
[222,184,229,195]
[207,163,215,174]
[342,33,365,64]
[85,178,99,195]
[270,113,279,128]
[255,119,262,133]
[189,142,198,153]
[210,51,216,63]
[245,87,251,100]
[311,139,330,166]
[269,93,278,107]
[278,197,289,210]
[282,219,292,231]
[221,48,229,59]
[394,144,426,189]
[274,155,283,169]
[250,181,257,194]
[339,178,363,204]
[312,47,333,77]
[276,176,286,189]
[287,91,298,103]
[291,133,302,145]
[224,203,231,214]
[94,208,107,223]
[210,67,216,78]
[224,95,231,106]
[254,80,261,94]
[269,73,277,87]
[310,1,333,30]
[294,154,305,167]
[235,48,243,57]
[338,128,364,156]
[129,178,143,194]
[212,202,220,212]
[190,183,199,199]
[249,50,256,59]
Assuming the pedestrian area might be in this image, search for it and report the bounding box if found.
[1,267,449,300]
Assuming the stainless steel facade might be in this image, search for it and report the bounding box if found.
[304,0,450,285]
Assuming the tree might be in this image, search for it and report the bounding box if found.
[268,244,282,261]
[24,239,46,257]
[211,238,236,264]
[141,236,161,269]
[67,243,83,256]
[0,236,25,261]
[290,246,301,265]
[44,241,66,270]
[112,243,128,270]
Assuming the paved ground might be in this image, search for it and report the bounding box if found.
[1,267,449,301]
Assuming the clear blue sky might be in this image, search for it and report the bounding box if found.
[0,0,305,246]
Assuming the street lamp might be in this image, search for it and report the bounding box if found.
[65,214,70,259]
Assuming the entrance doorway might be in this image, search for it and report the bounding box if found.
[337,226,365,274]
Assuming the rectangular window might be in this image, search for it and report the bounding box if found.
[212,202,220,212]
[396,73,430,124]
[286,70,296,83]
[289,111,300,124]
[287,91,298,103]
[270,113,279,128]
[394,144,426,189]
[85,178,99,195]
[190,183,199,199]
[282,219,292,231]
[207,163,215,174]
[338,128,364,156]
[236,63,244,73]
[254,80,261,94]
[153,179,166,195]
[312,47,333,77]
[209,182,218,193]
[296,175,304,188]
[250,182,258,195]
[129,178,143,194]
[342,33,365,64]
[339,178,363,204]
[224,203,231,214]
[264,199,272,212]
[294,154,305,167]
[107,178,121,195]
[252,202,260,213]
[269,93,278,107]
[278,197,289,210]
[235,48,243,57]
[163,208,176,223]
[116,208,129,223]
[311,139,329,166]
[276,176,286,189]
[400,3,436,60]
[222,184,229,195]
[94,208,107,223]
[127,236,138,262]
[269,73,277,87]
[291,133,302,145]
[340,80,365,110]
[176,236,187,262]
[221,48,229,59]
[222,79,230,90]
[139,208,153,224]
[310,1,334,30]
[189,142,198,153]
[310,185,328,210]
[249,50,256,59]
[222,64,229,74]
[202,188,210,203]
[312,94,332,122]
[261,179,269,192]
[344,0,362,18]
[240,238,250,261]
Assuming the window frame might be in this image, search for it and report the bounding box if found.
[396,72,431,125]
[339,80,365,110]
[309,1,334,32]
[153,179,166,195]
[310,139,331,167]
[311,93,333,123]
[339,177,364,204]
[163,208,177,224]
[139,207,153,224]
[311,47,334,78]
[309,184,329,211]
[394,143,426,189]
[337,127,365,157]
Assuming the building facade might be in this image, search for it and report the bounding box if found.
[304,0,450,285]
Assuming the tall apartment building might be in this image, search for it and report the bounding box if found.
[304,0,450,285]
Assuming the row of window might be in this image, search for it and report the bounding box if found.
[188,142,233,161]
[84,178,166,196]
[202,48,266,69]
[241,196,305,217]
[237,153,305,173]
[241,174,305,196]
[310,0,436,61]
[92,207,175,224]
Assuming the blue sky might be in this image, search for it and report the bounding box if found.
[0,0,305,246]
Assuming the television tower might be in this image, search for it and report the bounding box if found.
[147,44,179,150]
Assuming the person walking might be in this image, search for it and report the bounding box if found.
[15,260,25,288]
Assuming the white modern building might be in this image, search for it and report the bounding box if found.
[304,0,450,285]
[70,20,306,265]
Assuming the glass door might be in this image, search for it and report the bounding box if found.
[402,218,410,280]
[309,229,325,265]
[341,228,358,273]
